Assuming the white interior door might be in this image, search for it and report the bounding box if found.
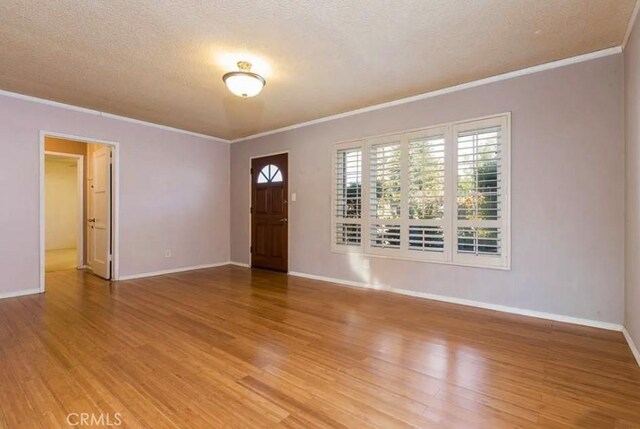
[89,146,111,279]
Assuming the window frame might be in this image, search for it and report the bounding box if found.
[331,112,511,270]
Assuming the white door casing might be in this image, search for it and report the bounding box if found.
[39,131,120,292]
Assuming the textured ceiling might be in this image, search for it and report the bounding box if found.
[0,0,636,140]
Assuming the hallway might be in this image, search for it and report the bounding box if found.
[45,248,77,272]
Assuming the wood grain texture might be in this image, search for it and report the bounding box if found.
[1,266,639,428]
[251,153,288,272]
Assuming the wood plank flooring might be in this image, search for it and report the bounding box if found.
[1,266,639,428]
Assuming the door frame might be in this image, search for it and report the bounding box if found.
[39,131,120,292]
[248,151,290,271]
[44,151,84,269]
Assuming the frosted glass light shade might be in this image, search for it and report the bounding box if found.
[223,72,265,97]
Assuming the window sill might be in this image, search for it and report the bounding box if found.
[331,246,511,271]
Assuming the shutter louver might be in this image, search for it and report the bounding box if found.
[370,143,401,220]
[409,225,444,252]
[457,227,500,255]
[336,223,361,246]
[371,224,401,249]
[334,147,362,247]
[409,135,445,220]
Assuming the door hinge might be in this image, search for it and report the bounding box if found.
[108,254,112,262]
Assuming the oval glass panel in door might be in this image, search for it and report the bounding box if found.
[257,164,283,183]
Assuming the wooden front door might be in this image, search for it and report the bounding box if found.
[251,153,288,272]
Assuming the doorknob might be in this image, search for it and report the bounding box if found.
[280,218,288,222]
[88,218,96,223]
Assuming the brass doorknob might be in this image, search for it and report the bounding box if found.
[88,218,96,223]
[280,218,288,222]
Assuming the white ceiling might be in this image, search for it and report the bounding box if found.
[0,0,636,140]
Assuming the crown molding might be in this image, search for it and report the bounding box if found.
[0,45,624,144]
[231,46,623,143]
[623,0,640,50]
[0,89,231,144]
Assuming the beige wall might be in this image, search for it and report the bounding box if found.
[231,54,625,324]
[0,95,230,295]
[44,157,78,250]
[625,14,640,350]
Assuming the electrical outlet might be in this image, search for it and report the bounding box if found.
[164,249,172,258]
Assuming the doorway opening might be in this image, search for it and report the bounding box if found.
[250,152,289,272]
[39,132,120,292]
[44,151,83,272]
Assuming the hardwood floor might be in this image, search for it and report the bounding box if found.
[1,266,639,428]
[45,248,77,272]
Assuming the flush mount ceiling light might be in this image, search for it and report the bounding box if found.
[222,61,266,97]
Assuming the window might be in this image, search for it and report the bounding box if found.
[257,164,283,183]
[454,120,504,265]
[332,113,510,269]
[369,139,401,252]
[407,129,447,259]
[334,146,362,246]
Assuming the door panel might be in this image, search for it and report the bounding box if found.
[90,146,112,279]
[271,189,286,216]
[255,188,269,213]
[271,224,284,258]
[255,223,267,256]
[251,154,288,272]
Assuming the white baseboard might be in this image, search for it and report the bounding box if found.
[287,271,623,332]
[117,262,231,281]
[229,261,251,268]
[0,288,43,300]
[388,287,623,331]
[289,271,368,289]
[622,327,640,367]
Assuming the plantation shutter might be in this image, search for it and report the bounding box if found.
[407,129,448,257]
[334,145,363,247]
[332,113,509,269]
[453,116,509,267]
[369,139,402,251]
